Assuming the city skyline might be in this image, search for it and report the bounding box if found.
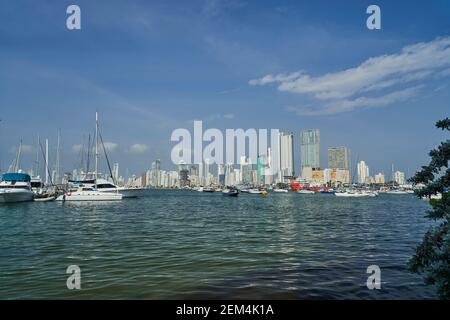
[0,1,449,179]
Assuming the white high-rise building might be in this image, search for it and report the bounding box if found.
[225,163,234,186]
[357,161,370,184]
[394,171,406,185]
[279,132,294,182]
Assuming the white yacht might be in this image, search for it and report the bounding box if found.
[83,178,146,198]
[0,172,35,203]
[56,185,123,201]
[273,188,288,193]
[334,190,369,197]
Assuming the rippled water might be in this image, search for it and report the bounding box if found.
[0,190,437,299]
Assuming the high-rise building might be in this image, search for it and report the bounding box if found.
[357,160,370,184]
[151,159,161,187]
[225,163,234,186]
[300,129,320,173]
[394,171,406,185]
[240,156,253,185]
[279,132,294,182]
[217,164,225,186]
[328,147,349,170]
[112,162,119,182]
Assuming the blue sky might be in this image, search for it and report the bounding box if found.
[0,0,449,179]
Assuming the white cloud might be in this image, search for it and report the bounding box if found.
[10,144,34,154]
[72,144,83,153]
[103,142,118,152]
[287,86,422,116]
[250,37,450,115]
[128,143,148,154]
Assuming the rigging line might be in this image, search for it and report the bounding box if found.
[99,131,116,185]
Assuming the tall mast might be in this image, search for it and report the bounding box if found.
[45,139,49,185]
[34,135,40,177]
[95,112,99,188]
[56,129,61,184]
[15,140,23,172]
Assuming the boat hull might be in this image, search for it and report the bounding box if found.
[0,190,34,203]
[99,188,147,198]
[56,193,123,201]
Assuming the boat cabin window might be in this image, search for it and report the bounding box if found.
[0,185,30,189]
[31,182,43,188]
[97,183,116,189]
[82,187,94,191]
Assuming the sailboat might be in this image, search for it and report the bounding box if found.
[56,113,122,201]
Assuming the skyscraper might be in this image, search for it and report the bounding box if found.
[357,160,369,184]
[328,147,349,170]
[112,162,119,182]
[279,132,294,181]
[151,159,161,187]
[300,129,320,173]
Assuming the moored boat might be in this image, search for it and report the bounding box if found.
[222,187,239,197]
[297,189,316,194]
[0,172,35,203]
[56,185,123,201]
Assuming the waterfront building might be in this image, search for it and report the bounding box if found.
[328,147,349,170]
[394,171,406,185]
[151,159,161,187]
[357,161,370,184]
[300,129,320,177]
[279,132,295,182]
[112,162,119,182]
[375,173,385,184]
[335,169,350,184]
[224,163,234,186]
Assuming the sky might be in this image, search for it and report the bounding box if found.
[0,0,449,179]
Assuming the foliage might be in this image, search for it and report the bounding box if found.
[408,118,450,299]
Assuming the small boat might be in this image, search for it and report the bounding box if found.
[334,190,369,197]
[0,172,35,203]
[260,190,268,196]
[385,189,409,195]
[34,196,56,202]
[222,187,239,197]
[248,188,263,194]
[56,185,123,201]
[202,187,215,193]
[297,189,315,194]
[273,188,288,193]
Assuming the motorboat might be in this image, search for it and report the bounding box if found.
[222,187,239,197]
[56,185,123,201]
[273,188,288,193]
[202,187,215,193]
[334,190,369,197]
[0,172,35,203]
[297,189,316,194]
[385,189,409,195]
